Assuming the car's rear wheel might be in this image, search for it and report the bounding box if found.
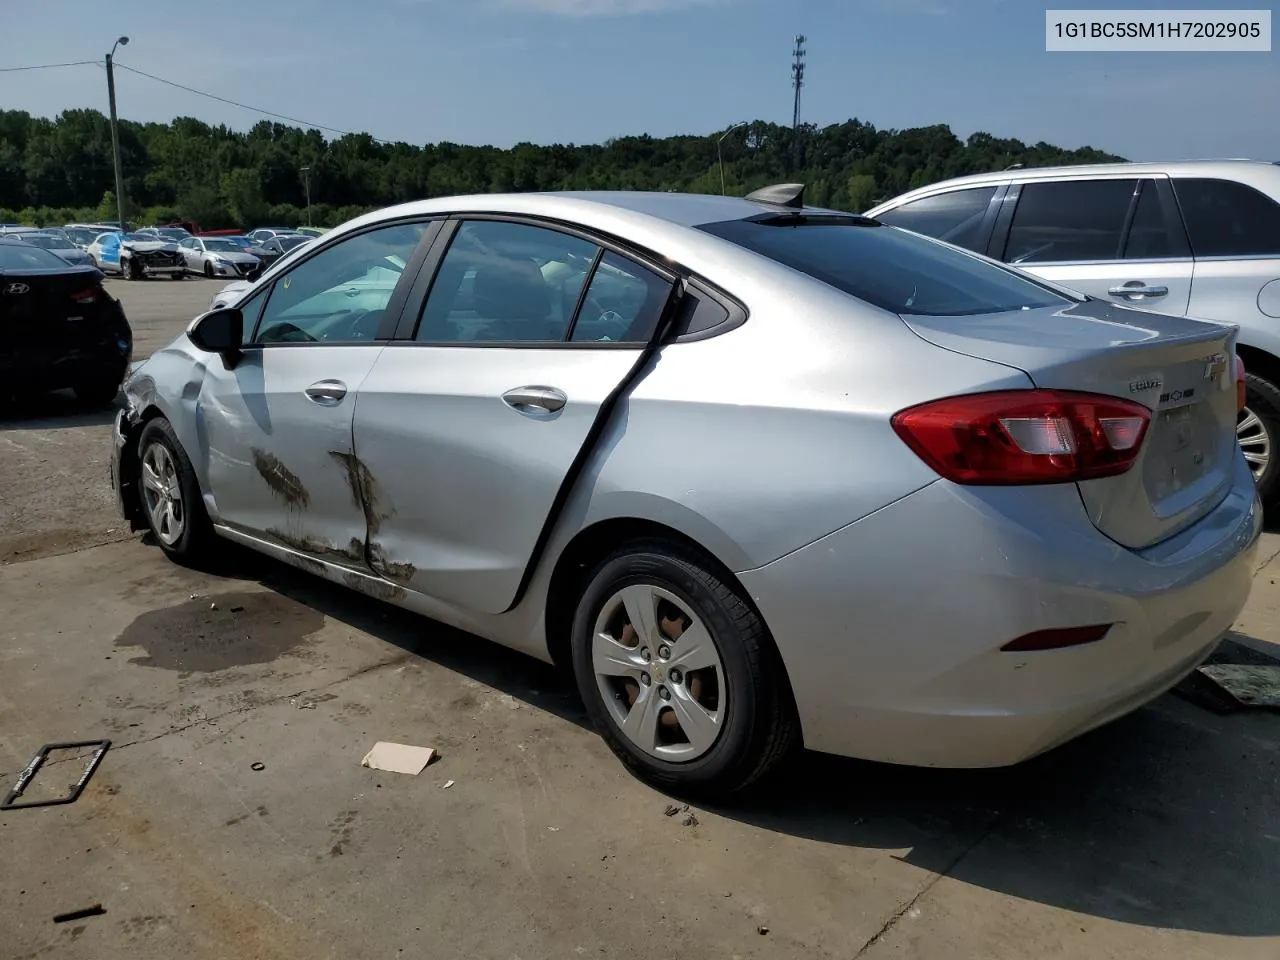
[73,378,121,407]
[1239,372,1280,506]
[137,417,216,565]
[203,261,214,279]
[570,539,799,796]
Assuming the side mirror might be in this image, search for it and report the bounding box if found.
[188,307,244,367]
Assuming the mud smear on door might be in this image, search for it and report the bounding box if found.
[114,591,325,673]
[251,448,310,509]
[330,450,417,584]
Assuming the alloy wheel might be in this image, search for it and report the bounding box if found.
[140,441,185,545]
[592,583,725,762]
[1238,405,1271,481]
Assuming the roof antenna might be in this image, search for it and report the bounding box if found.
[745,183,806,209]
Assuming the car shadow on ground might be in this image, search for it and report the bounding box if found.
[185,542,1280,939]
[0,390,120,429]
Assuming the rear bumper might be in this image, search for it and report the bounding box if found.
[0,346,130,393]
[739,455,1263,768]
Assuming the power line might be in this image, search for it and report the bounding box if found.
[0,59,99,73]
[114,63,390,142]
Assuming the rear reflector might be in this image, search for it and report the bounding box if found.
[1001,625,1112,652]
[1236,355,1247,413]
[891,390,1152,485]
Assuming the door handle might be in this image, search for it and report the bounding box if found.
[305,380,348,405]
[1108,282,1169,300]
[502,386,567,413]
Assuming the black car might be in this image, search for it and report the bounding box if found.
[0,237,132,406]
[253,233,312,268]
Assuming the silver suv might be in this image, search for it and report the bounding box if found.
[866,160,1280,503]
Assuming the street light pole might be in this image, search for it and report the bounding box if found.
[105,36,129,230]
[301,166,312,226]
[717,122,748,196]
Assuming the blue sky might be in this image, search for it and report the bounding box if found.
[2,0,1277,160]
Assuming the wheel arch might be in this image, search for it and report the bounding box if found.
[1236,342,1280,387]
[542,517,797,707]
[117,402,177,529]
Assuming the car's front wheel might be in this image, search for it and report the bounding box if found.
[571,539,799,796]
[1240,372,1280,506]
[137,417,216,565]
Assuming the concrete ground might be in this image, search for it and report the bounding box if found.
[2,279,1279,959]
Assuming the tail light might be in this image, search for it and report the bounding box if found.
[70,284,100,304]
[1236,355,1247,412]
[891,390,1151,485]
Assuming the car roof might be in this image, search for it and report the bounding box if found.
[866,159,1280,212]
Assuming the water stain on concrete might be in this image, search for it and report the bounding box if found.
[114,591,325,673]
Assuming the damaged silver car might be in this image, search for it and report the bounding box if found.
[111,188,1260,795]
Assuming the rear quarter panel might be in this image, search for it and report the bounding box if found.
[555,262,1036,573]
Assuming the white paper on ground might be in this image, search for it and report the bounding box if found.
[361,741,437,775]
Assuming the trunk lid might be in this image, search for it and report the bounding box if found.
[1,266,113,350]
[901,298,1240,549]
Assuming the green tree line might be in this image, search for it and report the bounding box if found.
[0,107,1123,229]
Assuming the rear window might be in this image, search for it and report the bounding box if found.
[697,217,1073,317]
[0,243,73,270]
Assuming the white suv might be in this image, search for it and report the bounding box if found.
[867,160,1280,504]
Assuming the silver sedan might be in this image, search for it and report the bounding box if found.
[109,187,1261,795]
[179,236,262,279]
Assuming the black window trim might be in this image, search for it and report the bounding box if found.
[390,212,747,349]
[993,174,1193,267]
[237,216,445,349]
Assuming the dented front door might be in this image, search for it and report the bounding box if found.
[199,344,384,567]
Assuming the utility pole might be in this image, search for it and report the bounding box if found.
[301,166,312,225]
[105,36,129,230]
[791,35,806,173]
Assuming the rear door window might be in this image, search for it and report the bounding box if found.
[1004,179,1138,264]
[698,217,1072,317]
[1172,177,1280,257]
[874,186,998,252]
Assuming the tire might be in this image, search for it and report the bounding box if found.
[204,261,214,279]
[73,377,121,407]
[1241,372,1280,507]
[125,257,143,281]
[170,271,185,280]
[136,417,217,566]
[570,538,799,796]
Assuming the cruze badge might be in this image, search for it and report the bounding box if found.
[1129,376,1162,395]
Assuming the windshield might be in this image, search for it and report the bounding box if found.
[155,229,188,240]
[64,228,95,245]
[0,243,75,270]
[204,239,242,252]
[120,233,149,242]
[278,236,309,250]
[697,217,1075,317]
